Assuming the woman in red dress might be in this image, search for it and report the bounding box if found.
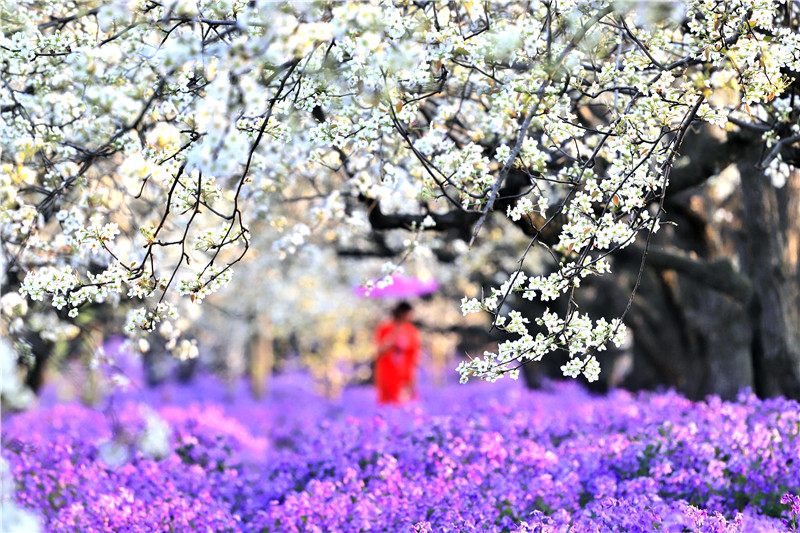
[374,302,421,404]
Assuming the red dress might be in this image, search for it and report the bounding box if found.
[374,320,421,404]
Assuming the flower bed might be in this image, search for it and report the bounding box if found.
[3,371,799,532]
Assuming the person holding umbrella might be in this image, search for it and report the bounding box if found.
[374,301,421,404]
[355,273,437,404]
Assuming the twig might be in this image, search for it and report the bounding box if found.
[758,133,800,169]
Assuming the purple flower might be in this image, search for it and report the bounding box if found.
[3,371,798,532]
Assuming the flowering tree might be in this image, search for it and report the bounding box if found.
[2,0,799,398]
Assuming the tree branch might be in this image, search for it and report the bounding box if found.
[619,245,753,303]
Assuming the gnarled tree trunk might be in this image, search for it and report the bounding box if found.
[739,155,800,398]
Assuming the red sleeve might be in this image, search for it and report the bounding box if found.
[375,321,392,344]
[375,321,395,359]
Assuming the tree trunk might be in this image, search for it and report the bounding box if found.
[739,161,800,398]
[248,316,274,399]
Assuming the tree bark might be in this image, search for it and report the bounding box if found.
[248,315,274,399]
[739,158,800,398]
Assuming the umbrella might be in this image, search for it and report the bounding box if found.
[354,274,439,299]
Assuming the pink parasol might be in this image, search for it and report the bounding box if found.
[354,274,439,299]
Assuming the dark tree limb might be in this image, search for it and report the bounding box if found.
[618,245,753,304]
[666,125,748,194]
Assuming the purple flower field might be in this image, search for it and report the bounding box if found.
[2,361,800,532]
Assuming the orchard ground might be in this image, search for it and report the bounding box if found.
[2,343,800,532]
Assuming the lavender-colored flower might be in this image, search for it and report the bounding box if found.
[2,371,798,532]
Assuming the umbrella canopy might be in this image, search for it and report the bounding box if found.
[355,274,439,299]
